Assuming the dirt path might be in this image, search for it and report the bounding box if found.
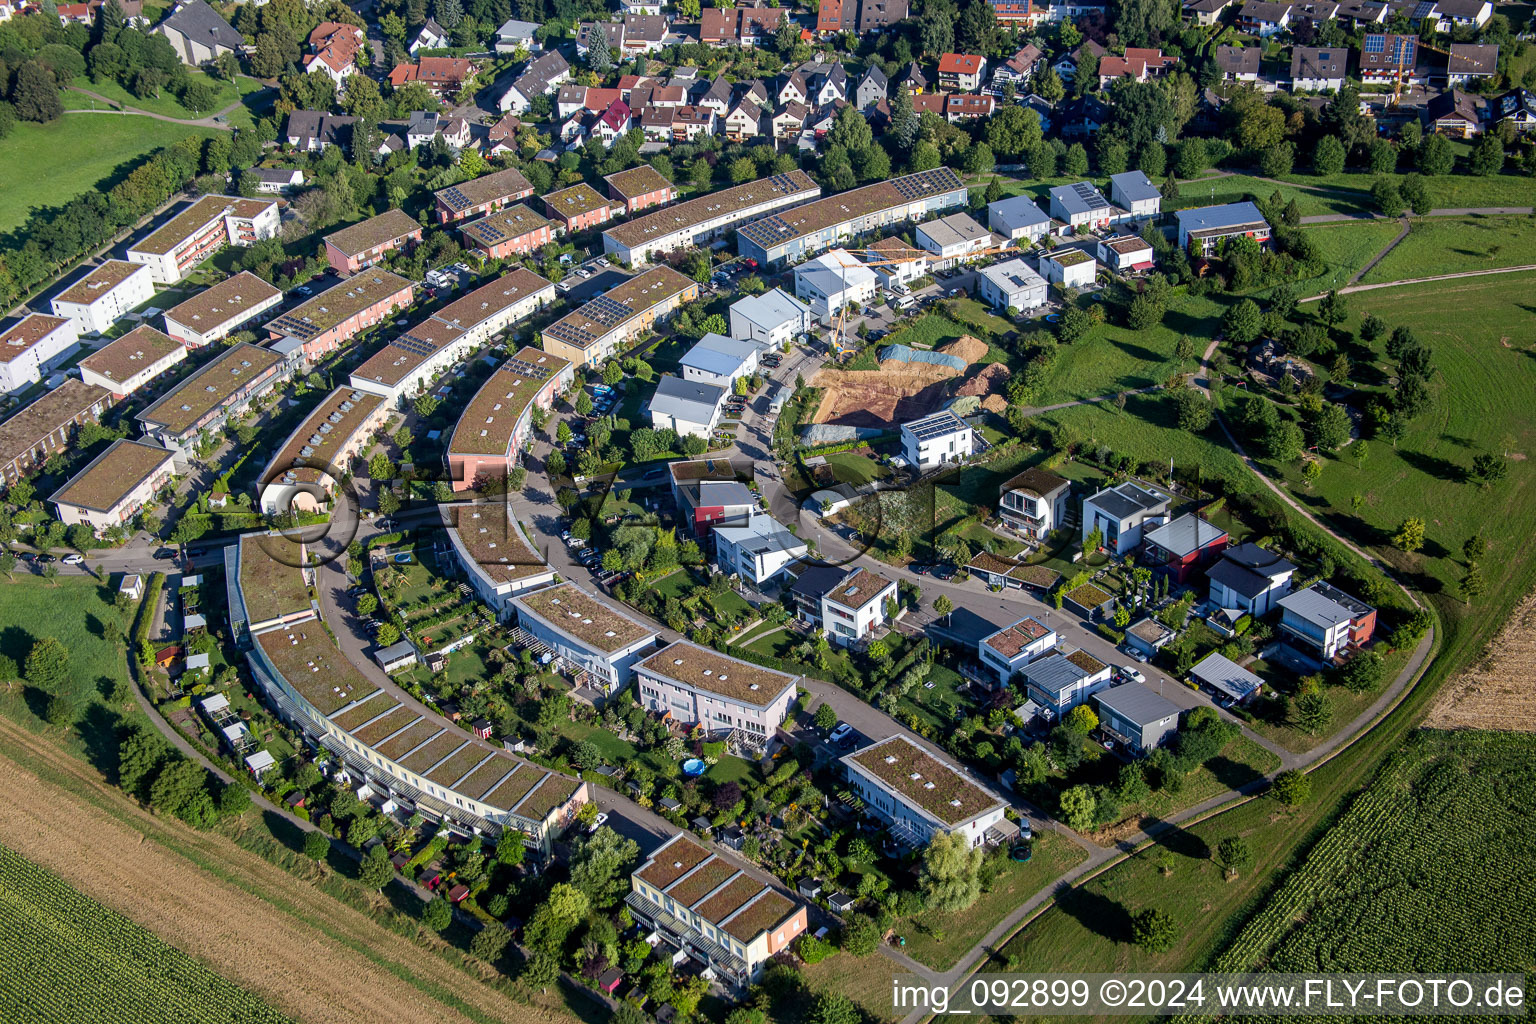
[1299,262,1536,302]
[1349,216,1410,285]
[0,718,576,1024]
[65,87,249,129]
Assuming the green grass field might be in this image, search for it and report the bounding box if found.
[0,843,292,1024]
[1032,292,1220,406]
[1360,214,1536,284]
[0,576,135,724]
[1292,219,1405,294]
[1206,730,1536,975]
[1174,174,1369,218]
[1281,167,1536,214]
[0,115,219,233]
[66,72,265,125]
[1030,394,1253,487]
[893,832,1089,970]
[1271,273,1536,628]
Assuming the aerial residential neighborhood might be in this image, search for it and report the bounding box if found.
[0,0,1530,1020]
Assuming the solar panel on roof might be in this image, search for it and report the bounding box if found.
[1363,34,1384,52]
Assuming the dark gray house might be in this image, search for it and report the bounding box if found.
[1093,682,1181,754]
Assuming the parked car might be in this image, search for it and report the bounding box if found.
[828,722,853,744]
[1119,666,1147,685]
[35,553,55,563]
[61,553,83,565]
[586,811,609,834]
[153,548,177,560]
[909,564,930,575]
[932,564,957,581]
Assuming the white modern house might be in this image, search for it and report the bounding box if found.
[976,258,1048,313]
[161,271,285,349]
[986,196,1052,244]
[819,567,898,646]
[729,288,813,349]
[841,734,1010,848]
[0,314,80,393]
[1039,247,1097,288]
[793,249,878,325]
[915,212,992,269]
[75,325,187,402]
[1081,481,1170,555]
[997,466,1071,542]
[978,617,1058,687]
[862,237,930,289]
[1022,650,1114,716]
[899,409,974,470]
[679,333,760,388]
[1108,171,1162,219]
[1047,181,1124,233]
[1206,542,1296,617]
[649,374,726,438]
[712,513,807,586]
[1096,235,1155,273]
[50,261,154,335]
[1278,583,1376,664]
[511,582,659,699]
[633,639,800,740]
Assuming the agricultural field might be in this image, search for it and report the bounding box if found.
[1359,215,1536,284]
[1424,586,1536,733]
[0,115,219,233]
[0,843,292,1024]
[1204,730,1536,976]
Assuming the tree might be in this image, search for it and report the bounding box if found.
[841,913,880,956]
[1463,535,1487,565]
[811,993,860,1024]
[1392,517,1425,553]
[1173,388,1211,433]
[585,23,612,73]
[1418,133,1454,176]
[1294,692,1332,734]
[1337,650,1384,693]
[304,830,331,862]
[1063,704,1098,735]
[43,692,75,728]
[570,827,641,909]
[1371,176,1404,217]
[1312,404,1351,452]
[1117,0,1177,47]
[1222,299,1263,345]
[24,636,69,691]
[919,830,983,911]
[422,894,453,931]
[814,702,838,732]
[13,62,63,123]
[1468,135,1504,176]
[1058,784,1096,831]
[470,921,512,962]
[375,622,401,647]
[378,491,400,516]
[1458,564,1485,603]
[1471,452,1507,488]
[574,391,593,416]
[359,845,393,890]
[1271,769,1312,807]
[1317,289,1348,328]
[149,759,206,817]
[933,594,953,616]
[1036,66,1064,102]
[1132,907,1176,951]
[1312,135,1345,176]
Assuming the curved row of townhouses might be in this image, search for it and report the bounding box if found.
[225,531,588,856]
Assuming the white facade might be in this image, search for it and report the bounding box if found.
[649,374,725,438]
[51,261,154,335]
[915,213,992,268]
[819,569,898,646]
[679,333,760,388]
[78,333,188,400]
[161,272,285,348]
[729,288,813,349]
[978,617,1058,686]
[1040,249,1097,288]
[900,409,974,470]
[1080,481,1170,556]
[126,197,280,284]
[633,640,800,739]
[976,258,1048,313]
[511,583,659,697]
[0,314,80,393]
[793,249,878,325]
[987,196,1052,243]
[1108,171,1162,220]
[840,735,1008,849]
[713,513,808,586]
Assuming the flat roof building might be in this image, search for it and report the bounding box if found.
[915,212,992,267]
[0,379,111,484]
[77,326,188,401]
[257,386,388,514]
[978,616,1057,687]
[1188,650,1263,704]
[323,209,424,274]
[0,314,80,394]
[162,271,284,349]
[136,342,286,452]
[635,639,799,742]
[1023,649,1114,714]
[540,265,697,368]
[434,166,535,223]
[603,171,821,264]
[126,194,279,283]
[976,257,1048,313]
[49,438,178,535]
[713,513,807,586]
[265,271,414,360]
[444,502,558,617]
[737,168,967,266]
[510,581,659,698]
[841,734,1008,848]
[603,164,676,215]
[793,248,878,325]
[1174,202,1271,255]
[50,260,154,335]
[445,345,573,490]
[900,409,974,471]
[1094,681,1181,754]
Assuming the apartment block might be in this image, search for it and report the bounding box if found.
[50,438,178,535]
[510,582,659,698]
[126,195,279,283]
[50,260,154,335]
[539,266,697,368]
[76,325,187,401]
[445,346,572,489]
[265,271,415,360]
[0,314,80,393]
[323,209,424,274]
[162,271,284,348]
[634,640,799,741]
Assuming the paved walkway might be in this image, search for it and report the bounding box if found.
[1300,262,1536,302]
[1349,216,1410,284]
[66,86,252,129]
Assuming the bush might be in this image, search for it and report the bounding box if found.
[1271,769,1312,806]
[1131,907,1177,951]
[797,932,836,964]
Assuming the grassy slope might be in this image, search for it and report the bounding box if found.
[1280,167,1536,213]
[1360,214,1536,283]
[65,72,263,122]
[0,115,218,233]
[0,575,135,718]
[1292,218,1405,294]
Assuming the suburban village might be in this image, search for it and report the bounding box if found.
[0,0,1530,1020]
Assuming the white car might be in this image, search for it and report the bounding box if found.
[588,811,609,834]
[1120,666,1147,685]
[828,722,853,744]
[62,553,83,565]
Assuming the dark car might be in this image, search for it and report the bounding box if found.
[932,565,957,581]
[910,564,930,575]
[35,553,56,563]
[153,548,178,560]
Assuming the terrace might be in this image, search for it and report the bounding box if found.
[324,208,421,259]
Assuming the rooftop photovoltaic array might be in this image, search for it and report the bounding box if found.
[908,410,967,441]
[737,168,963,249]
[1071,181,1111,210]
[892,168,963,200]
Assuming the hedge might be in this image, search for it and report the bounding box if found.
[1095,623,1125,644]
[132,572,165,663]
[799,434,897,458]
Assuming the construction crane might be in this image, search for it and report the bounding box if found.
[1389,35,1449,109]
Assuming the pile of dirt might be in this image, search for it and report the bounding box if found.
[808,365,954,428]
[955,362,1010,415]
[1424,587,1536,732]
[938,334,989,364]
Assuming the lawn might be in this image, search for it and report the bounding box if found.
[704,754,757,787]
[814,451,887,487]
[0,576,136,726]
[1359,214,1536,284]
[880,312,973,352]
[1263,273,1536,635]
[0,115,220,233]
[1029,292,1223,406]
[892,662,971,733]
[1279,167,1536,213]
[893,831,1089,970]
[66,72,266,125]
[1174,174,1370,219]
[648,569,697,600]
[1290,219,1405,295]
[1030,394,1253,491]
